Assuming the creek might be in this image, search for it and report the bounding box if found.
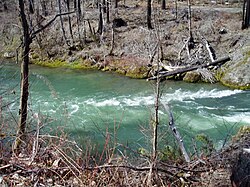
[1,63,250,151]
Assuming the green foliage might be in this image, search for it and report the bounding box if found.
[196,133,214,155]
[138,147,149,157]
[159,145,177,161]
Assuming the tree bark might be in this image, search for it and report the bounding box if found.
[98,4,103,34]
[106,0,110,23]
[58,0,68,45]
[14,0,32,152]
[115,0,118,8]
[162,0,166,10]
[243,0,250,29]
[147,0,153,29]
[29,0,34,14]
[66,0,74,41]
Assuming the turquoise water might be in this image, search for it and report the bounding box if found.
[1,63,250,150]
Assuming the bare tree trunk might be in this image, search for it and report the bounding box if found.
[97,4,103,34]
[243,0,250,29]
[115,0,118,8]
[102,0,106,13]
[147,0,153,29]
[106,0,110,23]
[58,0,68,45]
[76,0,82,41]
[77,0,82,17]
[148,41,160,186]
[162,0,166,10]
[14,0,32,153]
[66,0,74,41]
[187,0,193,42]
[29,0,34,14]
[175,0,178,20]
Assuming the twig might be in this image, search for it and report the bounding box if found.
[0,164,12,170]
[85,164,174,177]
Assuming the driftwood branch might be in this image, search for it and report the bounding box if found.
[162,103,190,163]
[147,56,230,80]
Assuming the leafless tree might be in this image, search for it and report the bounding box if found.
[14,0,32,152]
[14,0,74,153]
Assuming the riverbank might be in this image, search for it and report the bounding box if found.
[0,122,249,186]
[0,1,250,89]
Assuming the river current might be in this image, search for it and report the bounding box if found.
[1,63,250,150]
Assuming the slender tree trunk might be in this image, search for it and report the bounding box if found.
[115,0,118,8]
[102,0,106,13]
[147,0,153,29]
[76,0,82,41]
[244,0,250,29]
[77,0,82,17]
[29,0,34,14]
[106,0,110,23]
[66,0,74,41]
[14,0,32,152]
[175,0,178,20]
[58,0,68,44]
[162,0,166,10]
[187,0,194,50]
[187,0,193,40]
[98,4,103,34]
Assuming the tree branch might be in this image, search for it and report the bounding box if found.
[31,11,75,38]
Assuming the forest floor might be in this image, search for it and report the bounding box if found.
[0,126,249,186]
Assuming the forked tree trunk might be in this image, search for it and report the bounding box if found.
[14,0,32,152]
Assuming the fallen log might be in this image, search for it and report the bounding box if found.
[147,56,230,81]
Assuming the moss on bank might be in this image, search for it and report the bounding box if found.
[219,46,250,90]
[31,59,96,70]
